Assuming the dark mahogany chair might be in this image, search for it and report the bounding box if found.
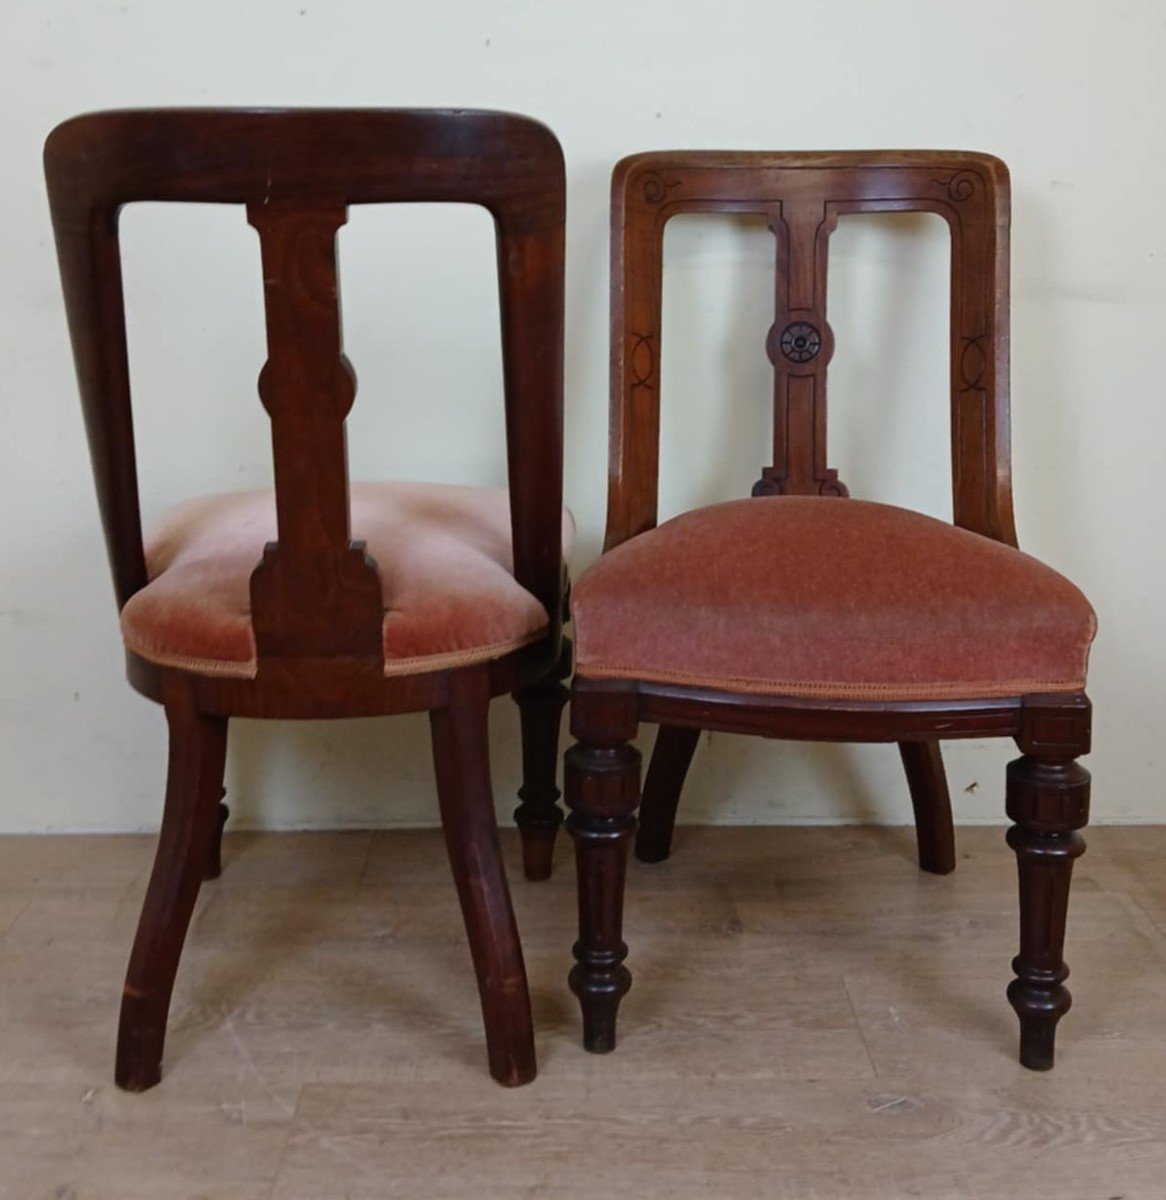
[565,151,1097,1070]
[44,108,569,1089]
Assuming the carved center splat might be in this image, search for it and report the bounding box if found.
[752,202,848,499]
[246,200,384,667]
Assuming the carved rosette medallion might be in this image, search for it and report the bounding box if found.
[779,321,822,364]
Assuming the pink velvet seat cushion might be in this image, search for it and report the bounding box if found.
[121,482,575,679]
[572,497,1096,701]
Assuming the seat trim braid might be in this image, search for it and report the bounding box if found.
[121,628,548,681]
[572,662,1088,702]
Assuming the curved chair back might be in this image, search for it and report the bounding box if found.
[45,108,566,670]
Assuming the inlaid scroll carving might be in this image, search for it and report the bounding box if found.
[628,332,656,390]
[933,170,979,202]
[641,171,681,205]
[960,334,989,392]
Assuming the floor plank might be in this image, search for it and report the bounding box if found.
[1,825,1165,1198]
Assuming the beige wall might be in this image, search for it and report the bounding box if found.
[2,0,1162,831]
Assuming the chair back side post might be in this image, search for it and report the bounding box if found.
[44,108,566,672]
[495,214,567,638]
[606,151,1016,553]
[47,185,146,608]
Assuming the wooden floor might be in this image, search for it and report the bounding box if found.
[3,825,1166,1198]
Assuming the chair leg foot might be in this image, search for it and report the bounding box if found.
[1005,751,1090,1071]
[115,995,165,1091]
[117,692,227,1092]
[635,725,699,864]
[433,671,536,1086]
[513,672,569,882]
[566,729,640,1054]
[1008,979,1062,1071]
[898,740,956,875]
[569,961,632,1053]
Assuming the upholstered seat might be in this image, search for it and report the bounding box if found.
[122,482,575,679]
[572,497,1095,702]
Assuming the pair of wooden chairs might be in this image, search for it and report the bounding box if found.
[45,108,1096,1090]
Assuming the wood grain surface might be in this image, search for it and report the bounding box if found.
[2,825,1165,1199]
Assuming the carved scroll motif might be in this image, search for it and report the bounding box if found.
[933,170,979,202]
[640,171,681,205]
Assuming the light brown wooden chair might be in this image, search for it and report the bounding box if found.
[565,151,1096,1070]
[45,107,569,1089]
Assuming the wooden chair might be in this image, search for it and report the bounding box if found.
[44,108,569,1090]
[565,152,1097,1070]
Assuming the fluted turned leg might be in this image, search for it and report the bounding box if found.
[635,724,700,863]
[566,725,641,1053]
[117,690,228,1091]
[512,673,570,881]
[432,670,536,1086]
[1005,752,1090,1070]
[898,739,956,875]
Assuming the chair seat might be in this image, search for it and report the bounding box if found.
[572,497,1096,702]
[121,482,575,679]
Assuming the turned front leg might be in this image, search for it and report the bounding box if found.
[566,735,641,1053]
[1005,752,1090,1070]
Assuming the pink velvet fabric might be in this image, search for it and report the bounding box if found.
[121,482,575,678]
[572,497,1096,701]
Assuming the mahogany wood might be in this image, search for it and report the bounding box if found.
[513,650,571,881]
[636,729,954,874]
[45,108,567,1089]
[1006,693,1092,1069]
[202,720,230,883]
[431,670,536,1085]
[898,740,957,875]
[1005,754,1089,1069]
[203,799,229,882]
[569,151,1090,1070]
[565,692,641,1053]
[635,724,699,863]
[605,150,1014,548]
[116,680,227,1091]
[624,152,1007,869]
